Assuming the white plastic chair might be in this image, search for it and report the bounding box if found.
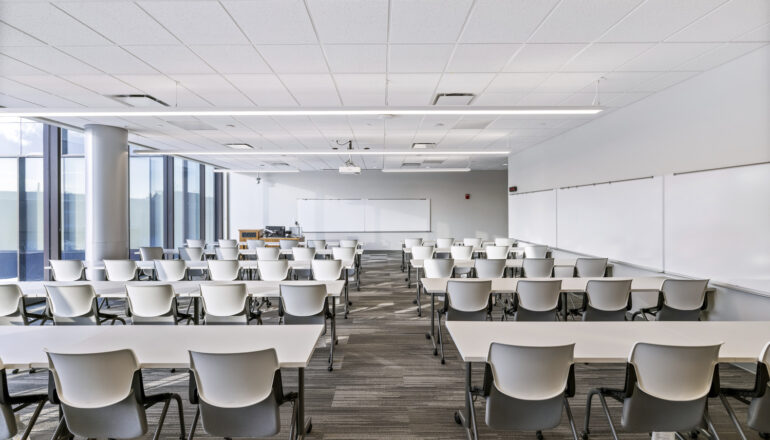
[494,237,516,247]
[512,280,561,321]
[179,247,204,261]
[437,280,492,363]
[482,343,578,438]
[45,285,124,325]
[0,284,28,326]
[256,247,280,261]
[312,260,343,281]
[139,246,163,261]
[0,356,48,439]
[218,239,238,248]
[292,247,316,262]
[524,245,548,258]
[104,260,139,281]
[584,343,722,439]
[46,349,185,440]
[246,239,266,250]
[633,279,709,321]
[188,349,295,438]
[155,260,188,281]
[339,239,358,249]
[280,284,328,325]
[215,247,239,260]
[573,279,633,321]
[200,283,257,325]
[49,260,85,281]
[485,245,510,260]
[463,238,482,248]
[186,239,205,248]
[474,259,506,279]
[404,238,423,249]
[331,246,355,263]
[279,240,299,250]
[719,341,770,437]
[575,258,608,277]
[126,284,183,325]
[451,246,474,260]
[522,258,554,278]
[411,246,435,261]
[258,260,290,281]
[424,258,455,278]
[309,239,327,250]
[436,238,455,248]
[208,260,241,281]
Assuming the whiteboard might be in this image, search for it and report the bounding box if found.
[508,190,556,246]
[297,199,430,232]
[556,177,664,270]
[664,163,770,292]
[365,199,430,232]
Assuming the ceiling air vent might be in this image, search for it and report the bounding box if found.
[108,94,168,107]
[411,142,436,149]
[433,93,475,106]
[401,162,422,168]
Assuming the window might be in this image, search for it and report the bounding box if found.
[61,129,85,260]
[0,158,19,280]
[129,156,164,251]
[205,165,215,243]
[174,158,201,247]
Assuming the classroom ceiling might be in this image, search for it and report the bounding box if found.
[0,0,768,171]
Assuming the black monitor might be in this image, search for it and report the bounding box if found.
[262,226,286,237]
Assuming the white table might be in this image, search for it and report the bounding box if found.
[445,321,770,440]
[0,325,323,438]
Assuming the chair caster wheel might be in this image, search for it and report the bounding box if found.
[335,339,339,345]
[581,430,590,439]
[536,431,544,440]
[306,422,312,434]
[441,358,445,365]
[433,349,438,356]
[412,299,417,304]
[348,301,352,306]
[327,366,333,371]
[760,433,770,440]
[454,411,462,425]
[425,333,431,339]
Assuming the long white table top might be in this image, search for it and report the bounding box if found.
[0,325,324,369]
[420,276,670,293]
[446,321,770,364]
[409,258,603,269]
[9,280,345,299]
[68,260,354,271]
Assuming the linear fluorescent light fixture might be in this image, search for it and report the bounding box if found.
[382,168,471,173]
[225,143,253,150]
[133,150,509,157]
[0,107,603,118]
[213,169,299,173]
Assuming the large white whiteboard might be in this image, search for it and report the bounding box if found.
[508,190,556,246]
[297,199,430,232]
[664,163,770,292]
[556,177,664,270]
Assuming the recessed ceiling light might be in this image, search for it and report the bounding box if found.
[225,143,253,150]
[412,142,436,149]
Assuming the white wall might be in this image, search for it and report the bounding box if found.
[229,170,508,250]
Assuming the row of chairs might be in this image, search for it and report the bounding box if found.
[473,341,770,439]
[411,244,548,260]
[405,237,518,248]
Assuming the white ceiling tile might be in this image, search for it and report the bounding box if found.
[0,54,46,76]
[675,42,767,70]
[59,46,157,74]
[560,91,624,105]
[668,0,770,42]
[114,74,212,107]
[618,43,719,71]
[60,75,141,95]
[0,22,43,46]
[257,45,329,73]
[55,1,178,45]
[170,74,253,107]
[734,23,770,42]
[460,0,559,43]
[530,0,645,43]
[0,93,40,107]
[223,0,317,44]
[472,93,525,106]
[486,73,549,93]
[487,117,569,129]
[191,45,271,74]
[436,73,495,94]
[226,74,298,106]
[603,91,651,107]
[601,0,726,43]
[136,0,248,45]
[503,44,585,72]
[386,73,440,105]
[124,45,214,74]
[516,93,573,105]
[598,71,665,92]
[5,75,110,104]
[306,0,388,43]
[533,72,602,92]
[279,74,341,106]
[388,45,453,72]
[564,43,655,71]
[445,44,520,72]
[0,46,100,75]
[389,0,474,43]
[324,45,387,73]
[0,77,82,106]
[637,71,700,91]
[0,2,111,46]
[334,73,386,106]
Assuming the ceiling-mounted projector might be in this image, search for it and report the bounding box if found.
[339,162,361,175]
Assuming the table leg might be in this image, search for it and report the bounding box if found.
[416,268,422,317]
[401,248,405,272]
[455,362,478,440]
[407,262,412,288]
[562,291,568,321]
[296,367,310,439]
[425,291,437,355]
[344,270,350,319]
[193,297,200,325]
[329,297,336,371]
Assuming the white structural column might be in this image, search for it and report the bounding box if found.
[84,124,129,278]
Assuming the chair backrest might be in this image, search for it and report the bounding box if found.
[516,280,561,312]
[311,260,342,281]
[339,239,358,248]
[208,260,241,281]
[179,246,204,261]
[404,238,423,248]
[186,239,205,248]
[522,258,554,278]
[246,239,266,250]
[215,247,239,260]
[474,259,506,278]
[524,245,548,258]
[484,245,510,260]
[45,285,96,318]
[200,283,249,317]
[411,245,435,260]
[138,246,163,261]
[488,342,575,400]
[218,239,238,248]
[126,284,175,318]
[450,245,474,260]
[446,280,492,313]
[104,260,138,282]
[279,240,299,250]
[256,247,280,260]
[292,247,316,262]
[435,238,454,248]
[575,258,608,277]
[586,279,632,311]
[49,260,85,281]
[308,239,326,249]
[629,343,721,401]
[331,246,355,263]
[463,238,482,248]
[258,260,289,281]
[661,279,709,311]
[280,284,326,317]
[0,284,22,319]
[189,349,278,407]
[494,237,516,247]
[423,258,455,278]
[761,342,770,373]
[154,259,187,281]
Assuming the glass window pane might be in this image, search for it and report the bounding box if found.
[20,121,43,156]
[19,158,44,280]
[205,166,215,243]
[61,156,85,260]
[0,118,21,157]
[0,158,19,280]
[185,161,201,242]
[149,157,164,247]
[174,158,184,247]
[61,129,84,156]
[129,156,165,251]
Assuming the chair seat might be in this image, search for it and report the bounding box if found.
[621,386,708,432]
[486,385,564,431]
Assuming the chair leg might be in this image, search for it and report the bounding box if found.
[583,389,596,438]
[597,393,619,440]
[436,312,445,365]
[703,412,720,440]
[187,407,199,440]
[20,400,46,440]
[563,398,579,440]
[718,394,748,440]
[152,398,172,440]
[50,416,68,440]
[173,394,186,440]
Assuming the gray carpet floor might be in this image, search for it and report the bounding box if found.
[6,251,757,439]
